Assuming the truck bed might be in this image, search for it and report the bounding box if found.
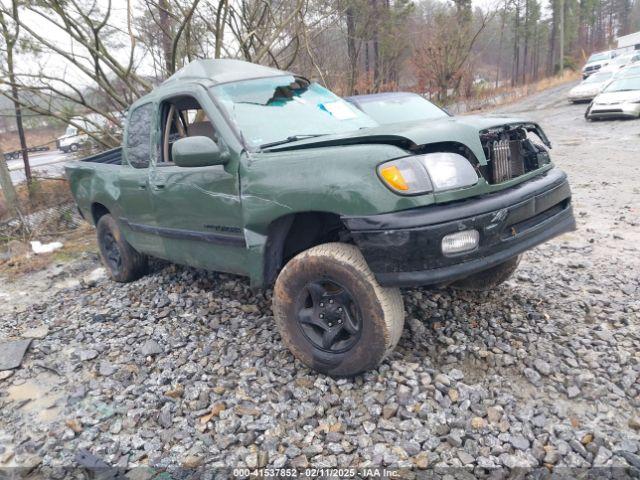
[82,147,122,165]
[65,147,124,224]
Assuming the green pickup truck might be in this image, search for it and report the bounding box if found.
[66,59,576,376]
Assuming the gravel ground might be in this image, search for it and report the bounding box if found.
[1,83,639,478]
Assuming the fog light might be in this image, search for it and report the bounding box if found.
[441,230,479,256]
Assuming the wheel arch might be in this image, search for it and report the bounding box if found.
[91,202,110,226]
[263,211,349,286]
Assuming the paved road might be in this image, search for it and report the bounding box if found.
[7,150,71,184]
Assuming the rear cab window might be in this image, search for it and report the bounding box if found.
[126,103,154,168]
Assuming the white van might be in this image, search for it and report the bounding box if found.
[582,51,616,79]
[57,117,88,153]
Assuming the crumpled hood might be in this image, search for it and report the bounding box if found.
[594,90,640,104]
[265,114,548,164]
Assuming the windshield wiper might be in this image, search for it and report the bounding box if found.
[260,134,326,149]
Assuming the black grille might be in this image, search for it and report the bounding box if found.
[592,108,623,114]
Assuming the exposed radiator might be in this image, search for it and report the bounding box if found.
[490,139,525,183]
[491,139,511,183]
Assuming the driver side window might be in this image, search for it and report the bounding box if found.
[160,96,218,164]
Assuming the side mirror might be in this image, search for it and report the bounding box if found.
[172,136,228,167]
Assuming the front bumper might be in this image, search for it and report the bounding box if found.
[569,92,597,102]
[587,103,640,119]
[343,168,576,288]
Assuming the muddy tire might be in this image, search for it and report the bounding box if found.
[452,255,521,291]
[96,214,148,282]
[273,242,404,376]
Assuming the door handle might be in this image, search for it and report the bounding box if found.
[137,183,147,190]
[152,184,165,190]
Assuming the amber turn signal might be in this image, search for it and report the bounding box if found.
[379,165,409,191]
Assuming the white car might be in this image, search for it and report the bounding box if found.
[568,71,614,102]
[582,51,615,78]
[586,75,640,120]
[614,63,640,79]
[600,52,640,74]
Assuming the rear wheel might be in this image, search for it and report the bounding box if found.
[96,214,148,282]
[452,255,521,291]
[273,243,404,376]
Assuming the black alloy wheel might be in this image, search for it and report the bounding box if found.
[273,242,405,376]
[296,280,362,353]
[96,214,148,283]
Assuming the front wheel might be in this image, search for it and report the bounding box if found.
[273,243,404,376]
[96,214,148,282]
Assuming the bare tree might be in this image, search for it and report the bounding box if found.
[412,4,493,100]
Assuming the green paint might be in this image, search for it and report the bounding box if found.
[66,59,557,288]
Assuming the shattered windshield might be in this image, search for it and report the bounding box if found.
[211,76,378,148]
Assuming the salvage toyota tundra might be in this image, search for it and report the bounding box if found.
[66,59,576,376]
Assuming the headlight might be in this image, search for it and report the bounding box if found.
[378,152,478,195]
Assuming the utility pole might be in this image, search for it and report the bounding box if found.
[559,0,565,73]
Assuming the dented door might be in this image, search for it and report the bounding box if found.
[147,159,247,275]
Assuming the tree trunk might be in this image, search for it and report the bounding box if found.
[369,0,380,90]
[547,0,557,76]
[559,0,565,73]
[495,0,507,88]
[0,152,17,213]
[214,0,229,59]
[512,1,520,86]
[158,0,173,75]
[4,27,31,184]
[523,0,529,84]
[346,5,358,95]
